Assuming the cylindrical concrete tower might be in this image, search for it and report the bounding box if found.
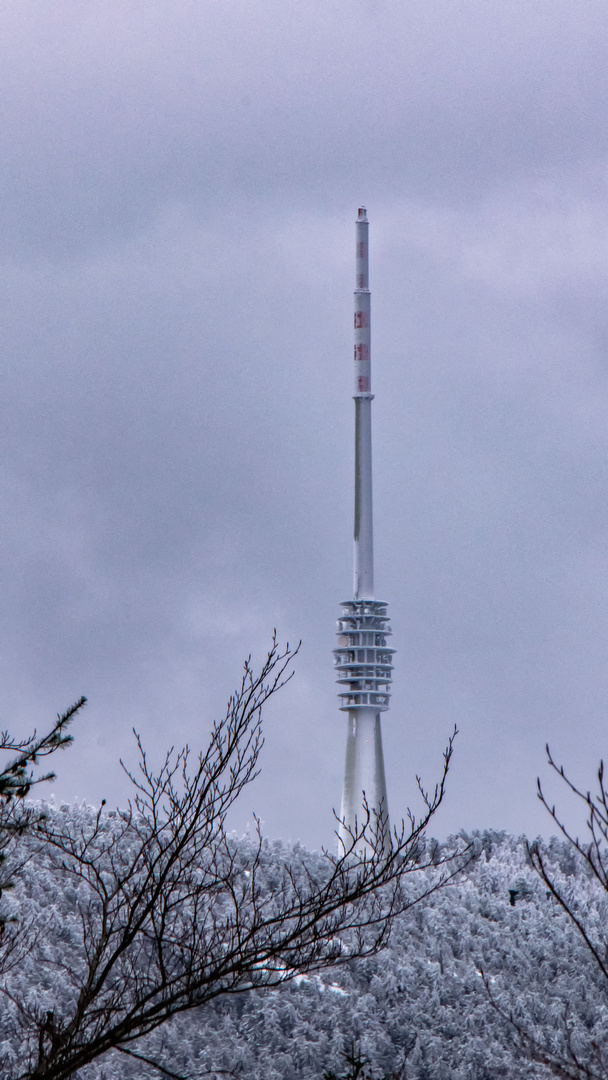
[333,208,395,857]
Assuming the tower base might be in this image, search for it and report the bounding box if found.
[338,707,390,858]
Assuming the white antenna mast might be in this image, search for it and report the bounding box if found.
[333,208,394,856]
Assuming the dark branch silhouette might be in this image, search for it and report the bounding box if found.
[482,971,607,1080]
[0,697,83,804]
[0,639,461,1080]
[482,744,608,1080]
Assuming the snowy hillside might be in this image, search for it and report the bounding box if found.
[1,817,606,1080]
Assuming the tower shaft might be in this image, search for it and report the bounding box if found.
[334,208,394,857]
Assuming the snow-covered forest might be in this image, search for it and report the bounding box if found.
[2,815,607,1080]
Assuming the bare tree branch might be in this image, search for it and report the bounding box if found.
[116,1043,243,1080]
[482,970,607,1080]
[482,744,608,1080]
[0,639,462,1080]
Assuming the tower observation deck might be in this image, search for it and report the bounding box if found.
[334,600,394,712]
[333,208,394,857]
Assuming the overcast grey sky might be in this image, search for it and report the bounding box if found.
[2,0,608,847]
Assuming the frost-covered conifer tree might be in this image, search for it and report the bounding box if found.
[0,698,83,925]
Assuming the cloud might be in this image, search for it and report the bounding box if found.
[1,0,608,845]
